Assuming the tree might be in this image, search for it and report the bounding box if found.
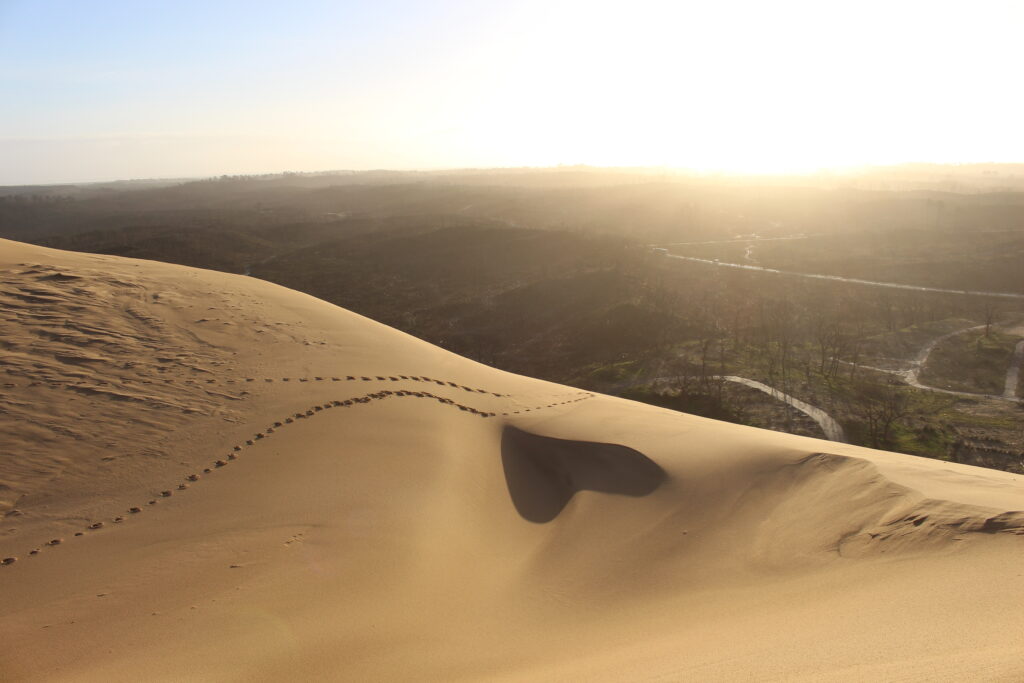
[981,299,1000,338]
[845,376,912,449]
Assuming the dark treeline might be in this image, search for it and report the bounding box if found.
[6,167,1024,244]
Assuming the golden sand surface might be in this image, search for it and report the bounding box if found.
[1,238,1022,681]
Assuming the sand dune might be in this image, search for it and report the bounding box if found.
[1,237,1022,682]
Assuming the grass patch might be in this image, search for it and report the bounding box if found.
[585,360,642,384]
[920,329,1018,395]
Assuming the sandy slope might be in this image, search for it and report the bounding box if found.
[1,238,1022,682]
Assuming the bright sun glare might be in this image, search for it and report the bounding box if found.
[452,0,1024,174]
[1,0,1022,182]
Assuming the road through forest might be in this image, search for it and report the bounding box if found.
[664,254,1024,300]
[636,374,847,443]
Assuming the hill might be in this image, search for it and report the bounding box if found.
[1,238,1023,681]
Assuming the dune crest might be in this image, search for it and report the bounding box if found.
[1,238,1023,682]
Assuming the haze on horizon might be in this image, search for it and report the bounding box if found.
[2,0,1022,185]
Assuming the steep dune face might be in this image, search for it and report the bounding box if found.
[1,238,1022,682]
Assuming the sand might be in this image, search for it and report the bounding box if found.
[1,237,1022,681]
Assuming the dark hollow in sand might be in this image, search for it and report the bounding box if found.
[500,426,666,524]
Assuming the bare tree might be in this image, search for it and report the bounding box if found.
[981,299,1000,337]
[845,376,912,448]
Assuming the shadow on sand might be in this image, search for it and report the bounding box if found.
[501,426,666,523]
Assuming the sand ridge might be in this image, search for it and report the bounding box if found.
[1,238,1023,681]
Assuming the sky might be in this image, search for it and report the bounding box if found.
[1,0,1022,184]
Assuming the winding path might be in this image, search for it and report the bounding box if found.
[839,324,1023,402]
[659,235,816,247]
[663,254,1024,300]
[903,325,986,391]
[714,375,846,443]
[1004,340,1024,399]
[640,375,846,443]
